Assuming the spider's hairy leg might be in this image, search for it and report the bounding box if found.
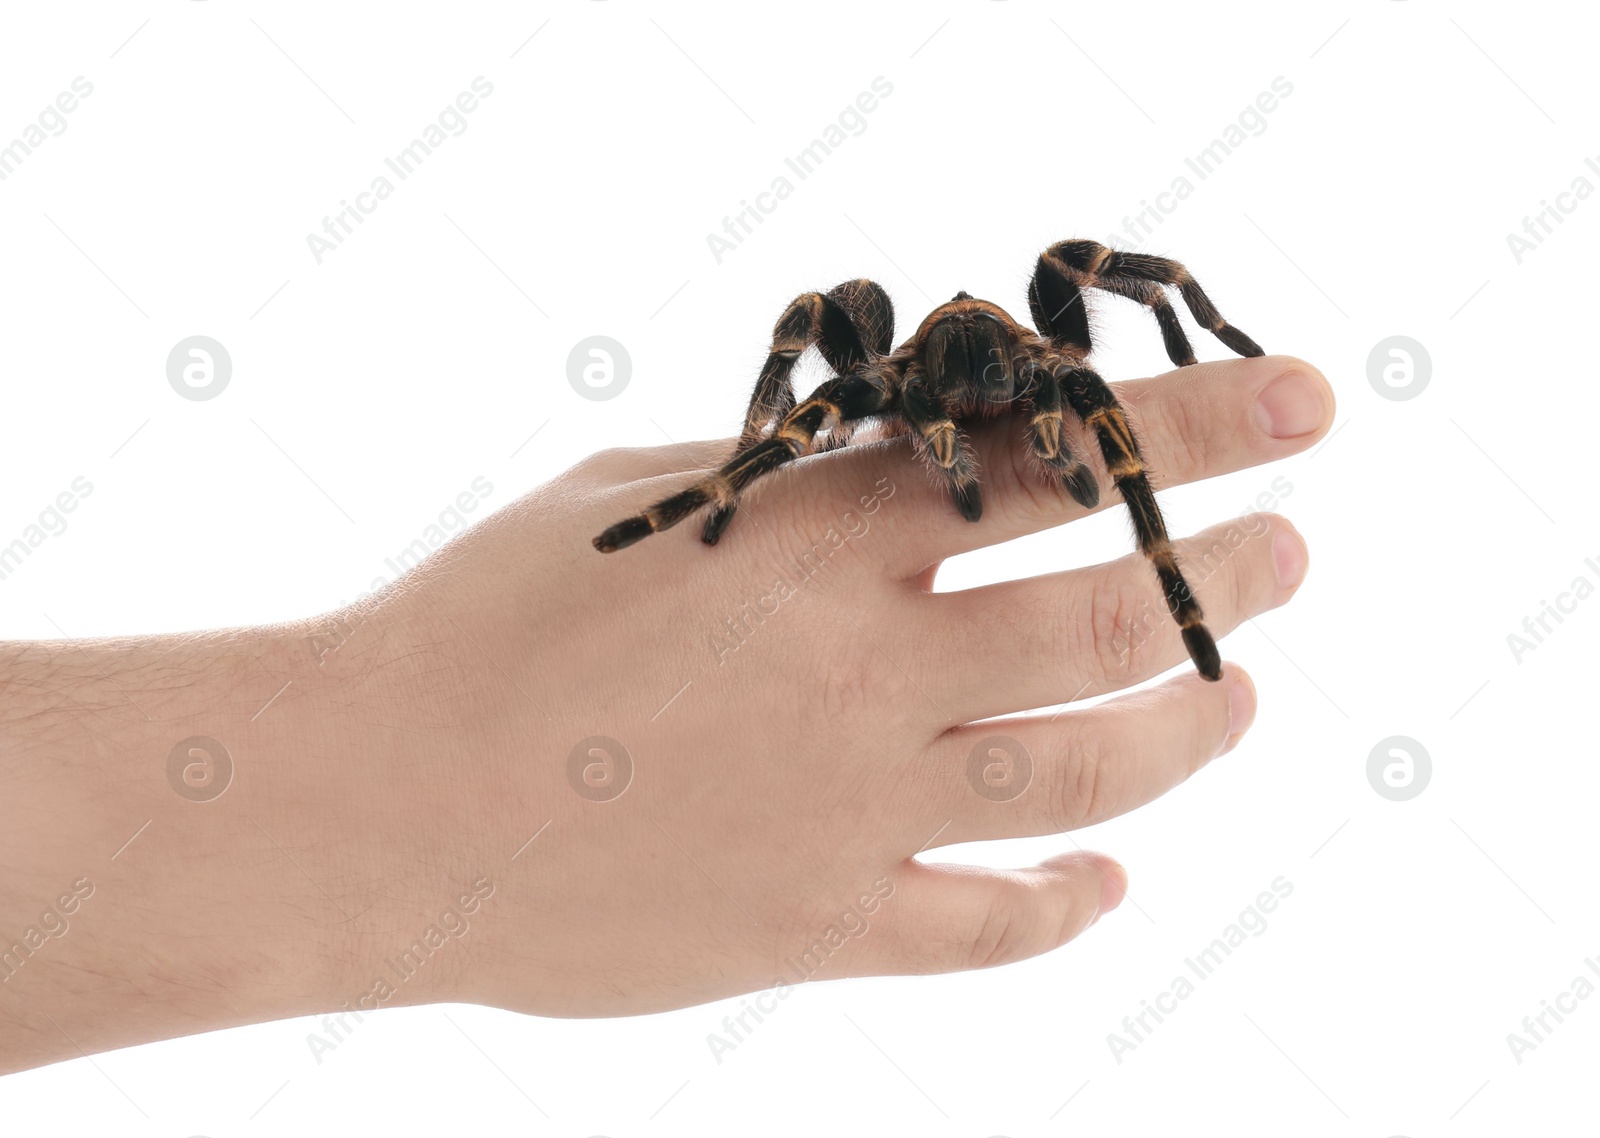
[707,281,897,542]
[901,381,983,522]
[1116,279,1198,367]
[1023,364,1099,509]
[737,280,895,448]
[1043,239,1264,364]
[1035,242,1197,365]
[738,293,840,447]
[593,371,891,553]
[1058,364,1222,681]
[1027,255,1093,356]
[823,278,895,360]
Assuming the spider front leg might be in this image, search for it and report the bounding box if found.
[1023,364,1099,509]
[901,380,983,522]
[593,371,891,553]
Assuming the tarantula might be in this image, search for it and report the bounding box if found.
[592,239,1263,681]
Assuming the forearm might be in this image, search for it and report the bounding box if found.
[0,602,485,1072]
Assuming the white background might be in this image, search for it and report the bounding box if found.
[1,0,1596,1133]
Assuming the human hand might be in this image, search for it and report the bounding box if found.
[0,354,1331,1071]
[375,352,1332,1016]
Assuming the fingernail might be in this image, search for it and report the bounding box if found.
[1097,860,1128,921]
[1254,372,1325,439]
[1226,670,1257,747]
[1272,527,1309,591]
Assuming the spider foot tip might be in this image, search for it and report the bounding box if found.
[953,483,983,523]
[1182,626,1223,682]
[594,517,653,553]
[1216,325,1265,358]
[1063,465,1100,509]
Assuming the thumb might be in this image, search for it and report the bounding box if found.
[864,851,1127,975]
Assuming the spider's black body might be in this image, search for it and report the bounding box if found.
[593,239,1263,681]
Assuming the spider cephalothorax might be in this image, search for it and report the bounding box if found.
[593,239,1263,681]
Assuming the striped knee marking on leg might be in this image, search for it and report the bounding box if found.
[1084,408,1144,478]
[774,425,813,447]
[773,396,840,448]
[921,419,960,467]
[1029,409,1064,459]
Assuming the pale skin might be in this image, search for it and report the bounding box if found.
[0,354,1331,1074]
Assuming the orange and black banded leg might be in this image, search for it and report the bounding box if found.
[1024,365,1099,509]
[1057,364,1222,681]
[1042,239,1264,364]
[594,372,891,553]
[1026,260,1108,503]
[736,279,895,448]
[707,281,896,542]
[901,381,983,522]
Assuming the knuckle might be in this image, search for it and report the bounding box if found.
[1078,571,1160,682]
[1226,528,1259,619]
[812,635,889,722]
[818,669,873,722]
[964,880,1085,970]
[965,889,1034,970]
[1047,733,1116,832]
[1137,382,1212,485]
[1165,399,1213,485]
